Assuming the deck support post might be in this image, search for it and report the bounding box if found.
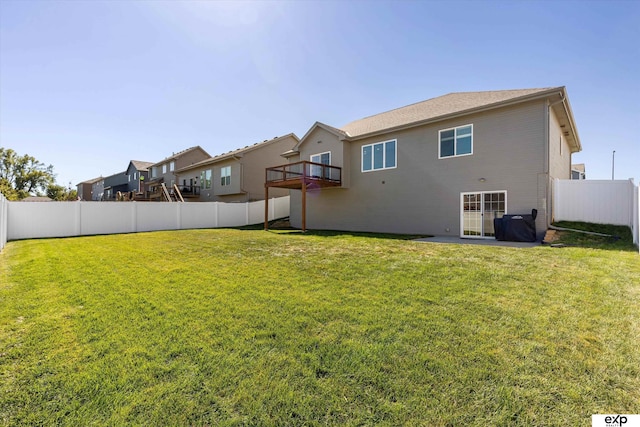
[264,185,269,230]
[301,182,306,232]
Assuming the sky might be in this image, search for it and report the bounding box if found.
[1,0,638,189]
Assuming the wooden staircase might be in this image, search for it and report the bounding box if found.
[160,183,185,202]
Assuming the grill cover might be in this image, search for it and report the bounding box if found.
[494,210,537,242]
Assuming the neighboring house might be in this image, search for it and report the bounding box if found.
[571,163,586,180]
[102,171,128,201]
[91,178,105,201]
[175,134,299,202]
[147,146,211,200]
[266,87,581,240]
[76,176,102,201]
[125,160,154,193]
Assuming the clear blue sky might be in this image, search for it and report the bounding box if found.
[1,0,638,189]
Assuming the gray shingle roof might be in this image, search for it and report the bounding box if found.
[175,133,299,173]
[340,88,561,138]
[130,160,154,171]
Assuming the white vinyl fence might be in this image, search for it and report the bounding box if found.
[0,193,8,251]
[2,196,289,243]
[554,179,639,249]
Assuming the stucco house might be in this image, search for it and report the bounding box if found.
[176,134,299,202]
[146,146,211,200]
[266,87,581,240]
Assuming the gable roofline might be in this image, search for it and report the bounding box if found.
[292,122,348,152]
[555,88,581,152]
[149,146,211,168]
[127,160,155,172]
[341,87,566,139]
[175,133,299,174]
[76,176,103,186]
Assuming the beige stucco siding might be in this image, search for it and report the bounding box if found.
[180,135,297,202]
[291,100,549,237]
[297,127,350,188]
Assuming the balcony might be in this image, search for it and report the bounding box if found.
[264,161,342,232]
[265,161,341,189]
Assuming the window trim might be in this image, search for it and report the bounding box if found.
[361,139,397,173]
[201,169,212,190]
[310,151,331,164]
[220,166,231,186]
[438,124,473,159]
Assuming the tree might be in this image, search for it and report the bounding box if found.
[0,148,56,200]
[46,183,78,201]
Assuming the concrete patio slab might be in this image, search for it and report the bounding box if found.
[414,236,540,248]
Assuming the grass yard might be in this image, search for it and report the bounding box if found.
[0,228,638,426]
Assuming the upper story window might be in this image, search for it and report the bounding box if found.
[201,169,212,189]
[151,167,157,178]
[439,124,473,158]
[162,164,167,174]
[362,139,396,172]
[170,161,175,172]
[221,166,231,186]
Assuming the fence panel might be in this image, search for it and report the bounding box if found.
[217,202,248,228]
[3,196,290,242]
[180,202,219,229]
[0,193,7,251]
[554,179,634,227]
[136,202,179,232]
[8,202,78,240]
[81,202,135,235]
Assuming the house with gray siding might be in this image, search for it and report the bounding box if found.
[175,134,299,202]
[267,87,581,240]
[102,171,128,201]
[125,160,154,193]
[146,146,211,200]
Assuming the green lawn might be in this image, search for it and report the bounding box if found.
[1,228,638,426]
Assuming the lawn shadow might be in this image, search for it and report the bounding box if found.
[236,222,430,241]
[548,221,638,252]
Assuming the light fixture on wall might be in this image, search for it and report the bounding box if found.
[478,177,486,182]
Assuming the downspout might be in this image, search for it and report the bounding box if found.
[546,92,566,227]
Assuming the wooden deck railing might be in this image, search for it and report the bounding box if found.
[266,161,341,188]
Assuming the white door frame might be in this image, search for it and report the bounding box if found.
[460,191,507,239]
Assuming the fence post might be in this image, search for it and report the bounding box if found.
[75,202,82,236]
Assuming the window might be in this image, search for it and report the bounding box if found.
[151,167,157,178]
[134,172,137,180]
[162,164,167,174]
[362,139,396,172]
[200,169,212,189]
[310,152,331,178]
[221,166,231,186]
[170,161,175,172]
[439,124,473,158]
